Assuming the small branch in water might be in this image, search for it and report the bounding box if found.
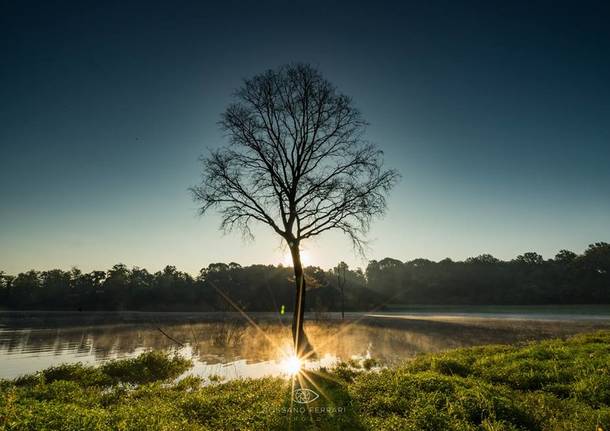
[157,327,185,347]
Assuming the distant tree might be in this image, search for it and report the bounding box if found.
[367,258,405,299]
[191,63,399,353]
[580,243,610,303]
[89,271,107,288]
[106,264,130,284]
[582,242,610,273]
[334,261,348,320]
[0,271,12,304]
[11,270,40,308]
[0,271,14,289]
[203,263,230,275]
[104,264,131,309]
[408,258,434,267]
[13,270,40,289]
[40,269,71,307]
[379,257,404,269]
[129,267,154,289]
[554,249,577,264]
[513,252,544,265]
[465,254,500,265]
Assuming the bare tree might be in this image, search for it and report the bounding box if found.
[191,63,399,355]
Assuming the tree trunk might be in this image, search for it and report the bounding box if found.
[290,244,308,355]
[341,283,345,320]
[337,266,345,320]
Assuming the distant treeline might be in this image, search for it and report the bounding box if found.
[0,243,608,311]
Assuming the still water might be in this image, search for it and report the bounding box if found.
[1,308,609,380]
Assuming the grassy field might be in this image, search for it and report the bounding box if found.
[1,332,610,430]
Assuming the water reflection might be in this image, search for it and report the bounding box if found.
[1,312,609,380]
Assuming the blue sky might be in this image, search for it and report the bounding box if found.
[1,0,609,274]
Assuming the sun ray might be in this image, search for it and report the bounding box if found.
[297,370,333,403]
[207,280,285,353]
[208,272,403,388]
[288,374,296,430]
[299,367,347,386]
[298,291,406,363]
[294,372,322,426]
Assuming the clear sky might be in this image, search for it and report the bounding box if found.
[1,1,609,274]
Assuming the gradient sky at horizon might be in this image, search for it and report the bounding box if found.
[1,1,609,274]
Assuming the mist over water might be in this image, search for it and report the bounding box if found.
[1,309,610,380]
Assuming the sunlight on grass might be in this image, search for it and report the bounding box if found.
[4,331,610,430]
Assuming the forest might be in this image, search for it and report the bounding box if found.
[1,242,608,311]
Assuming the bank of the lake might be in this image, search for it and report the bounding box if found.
[1,331,609,430]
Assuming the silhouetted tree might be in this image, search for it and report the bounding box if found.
[554,249,577,264]
[466,254,500,265]
[334,261,348,320]
[582,242,610,273]
[191,63,399,353]
[513,252,544,265]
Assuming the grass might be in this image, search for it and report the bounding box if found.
[1,332,610,430]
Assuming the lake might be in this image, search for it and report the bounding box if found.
[1,306,609,380]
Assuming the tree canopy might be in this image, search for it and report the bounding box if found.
[191,63,399,251]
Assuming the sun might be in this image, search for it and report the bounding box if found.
[282,249,312,267]
[280,354,302,376]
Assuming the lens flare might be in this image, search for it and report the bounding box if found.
[282,249,311,266]
[281,354,302,376]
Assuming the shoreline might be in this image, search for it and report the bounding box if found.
[2,331,609,430]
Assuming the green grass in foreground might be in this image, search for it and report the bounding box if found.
[1,332,610,430]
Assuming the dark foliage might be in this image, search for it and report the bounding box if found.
[365,242,609,305]
[0,243,608,310]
